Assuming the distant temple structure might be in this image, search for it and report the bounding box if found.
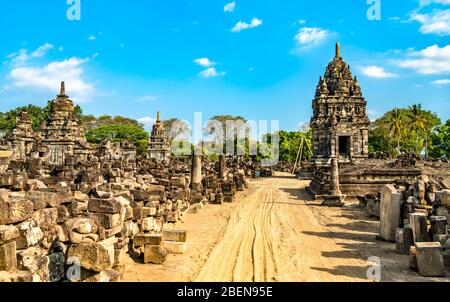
[38,81,92,166]
[8,111,36,161]
[310,43,370,166]
[147,111,171,161]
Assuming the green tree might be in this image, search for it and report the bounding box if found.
[405,104,440,158]
[369,105,440,157]
[387,108,405,152]
[86,124,149,154]
[429,119,450,158]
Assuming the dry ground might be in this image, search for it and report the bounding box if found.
[122,173,449,282]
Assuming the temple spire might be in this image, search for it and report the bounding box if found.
[59,81,66,97]
[157,111,161,122]
[335,42,341,58]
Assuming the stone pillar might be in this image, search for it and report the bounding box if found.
[379,184,402,242]
[329,158,341,195]
[410,213,430,243]
[191,153,202,191]
[395,227,413,255]
[330,136,336,158]
[218,155,227,179]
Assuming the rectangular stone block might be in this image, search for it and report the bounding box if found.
[0,225,20,245]
[134,234,163,247]
[163,229,187,243]
[396,227,413,255]
[415,242,445,277]
[410,213,430,243]
[164,241,187,254]
[379,185,402,242]
[26,191,61,208]
[144,245,167,264]
[437,190,450,207]
[88,198,122,214]
[142,207,157,217]
[0,199,34,225]
[0,241,17,271]
[89,212,122,229]
[67,243,113,272]
[98,225,122,240]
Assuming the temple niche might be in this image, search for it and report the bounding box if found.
[147,111,171,161]
[39,81,92,166]
[310,43,370,166]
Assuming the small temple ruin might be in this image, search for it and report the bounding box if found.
[147,111,171,162]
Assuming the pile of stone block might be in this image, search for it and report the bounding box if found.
[378,175,450,277]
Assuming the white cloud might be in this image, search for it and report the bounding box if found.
[224,2,236,13]
[231,18,262,32]
[419,0,450,7]
[199,67,226,78]
[394,44,450,74]
[88,35,97,40]
[294,27,331,50]
[367,109,381,121]
[136,95,158,102]
[431,78,450,86]
[359,66,397,78]
[138,117,156,129]
[194,57,215,67]
[31,43,54,58]
[410,9,450,35]
[8,57,94,103]
[7,43,55,66]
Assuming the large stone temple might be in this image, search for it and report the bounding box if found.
[310,43,370,166]
[147,111,171,161]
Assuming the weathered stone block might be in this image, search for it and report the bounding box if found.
[410,213,430,243]
[17,247,50,282]
[98,225,122,240]
[88,198,122,214]
[164,241,187,254]
[409,246,418,271]
[163,229,187,243]
[67,243,113,272]
[0,225,20,245]
[437,190,450,208]
[395,227,413,255]
[379,185,402,242]
[144,244,167,264]
[415,242,445,277]
[26,191,61,208]
[48,252,65,282]
[430,216,447,237]
[89,212,122,229]
[0,241,17,271]
[134,234,163,247]
[0,199,34,225]
[16,219,44,249]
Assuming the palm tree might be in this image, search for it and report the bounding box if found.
[406,104,431,157]
[386,108,405,153]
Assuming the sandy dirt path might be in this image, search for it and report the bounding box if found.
[195,174,371,282]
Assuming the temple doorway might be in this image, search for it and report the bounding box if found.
[338,136,351,156]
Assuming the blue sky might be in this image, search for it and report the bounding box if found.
[0,0,449,131]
